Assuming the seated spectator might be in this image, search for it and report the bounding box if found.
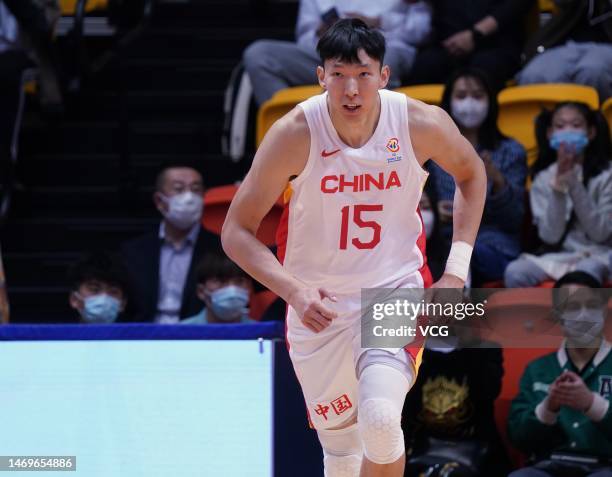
[243,0,432,105]
[518,0,612,100]
[402,308,511,477]
[507,271,611,477]
[504,102,612,288]
[120,163,221,323]
[68,252,128,324]
[427,68,527,286]
[405,0,535,91]
[181,252,255,324]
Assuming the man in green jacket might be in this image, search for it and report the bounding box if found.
[508,271,611,477]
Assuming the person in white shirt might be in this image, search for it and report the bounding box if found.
[243,0,432,105]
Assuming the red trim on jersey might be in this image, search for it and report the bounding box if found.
[404,206,431,363]
[416,205,433,288]
[276,202,290,266]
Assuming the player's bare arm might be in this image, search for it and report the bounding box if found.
[409,99,487,286]
[221,108,338,332]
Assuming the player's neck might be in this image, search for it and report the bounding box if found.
[328,96,381,149]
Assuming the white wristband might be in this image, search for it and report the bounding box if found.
[444,241,473,282]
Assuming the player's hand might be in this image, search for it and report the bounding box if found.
[426,274,465,327]
[556,371,595,412]
[432,273,465,289]
[288,287,339,333]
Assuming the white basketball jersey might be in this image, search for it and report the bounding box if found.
[277,89,430,295]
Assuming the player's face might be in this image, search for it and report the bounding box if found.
[317,49,389,120]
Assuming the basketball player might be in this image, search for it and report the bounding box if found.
[222,19,486,477]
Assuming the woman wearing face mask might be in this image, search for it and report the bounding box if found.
[504,102,612,288]
[427,68,527,286]
[182,252,255,325]
[507,271,612,477]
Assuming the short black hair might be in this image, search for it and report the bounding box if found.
[552,271,605,311]
[196,252,250,285]
[317,18,385,67]
[155,159,204,192]
[70,252,129,293]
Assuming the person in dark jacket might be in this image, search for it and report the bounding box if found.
[405,0,535,91]
[120,164,221,323]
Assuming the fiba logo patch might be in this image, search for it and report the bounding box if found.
[385,137,402,163]
[386,137,400,153]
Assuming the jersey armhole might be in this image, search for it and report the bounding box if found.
[290,103,317,189]
[402,96,429,184]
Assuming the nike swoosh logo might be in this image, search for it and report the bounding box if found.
[321,149,341,158]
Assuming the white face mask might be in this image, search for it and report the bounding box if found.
[421,209,435,239]
[161,191,204,230]
[561,308,605,346]
[451,97,489,130]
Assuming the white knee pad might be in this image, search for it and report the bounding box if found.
[317,422,362,477]
[358,364,410,465]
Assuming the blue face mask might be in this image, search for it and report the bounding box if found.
[549,130,589,154]
[80,294,121,323]
[209,285,249,322]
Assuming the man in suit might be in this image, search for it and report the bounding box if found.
[120,164,221,323]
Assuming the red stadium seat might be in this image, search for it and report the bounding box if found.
[202,184,284,246]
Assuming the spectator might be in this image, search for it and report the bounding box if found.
[68,252,128,324]
[181,252,255,324]
[427,68,527,286]
[517,0,612,100]
[504,102,612,287]
[405,0,535,91]
[0,1,31,180]
[402,311,511,477]
[120,163,221,323]
[0,0,62,185]
[2,0,63,112]
[243,0,432,105]
[507,271,611,477]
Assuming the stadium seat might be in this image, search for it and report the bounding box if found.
[393,84,444,105]
[602,96,612,136]
[256,85,322,146]
[537,0,557,12]
[61,0,108,15]
[202,184,284,246]
[497,84,599,166]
